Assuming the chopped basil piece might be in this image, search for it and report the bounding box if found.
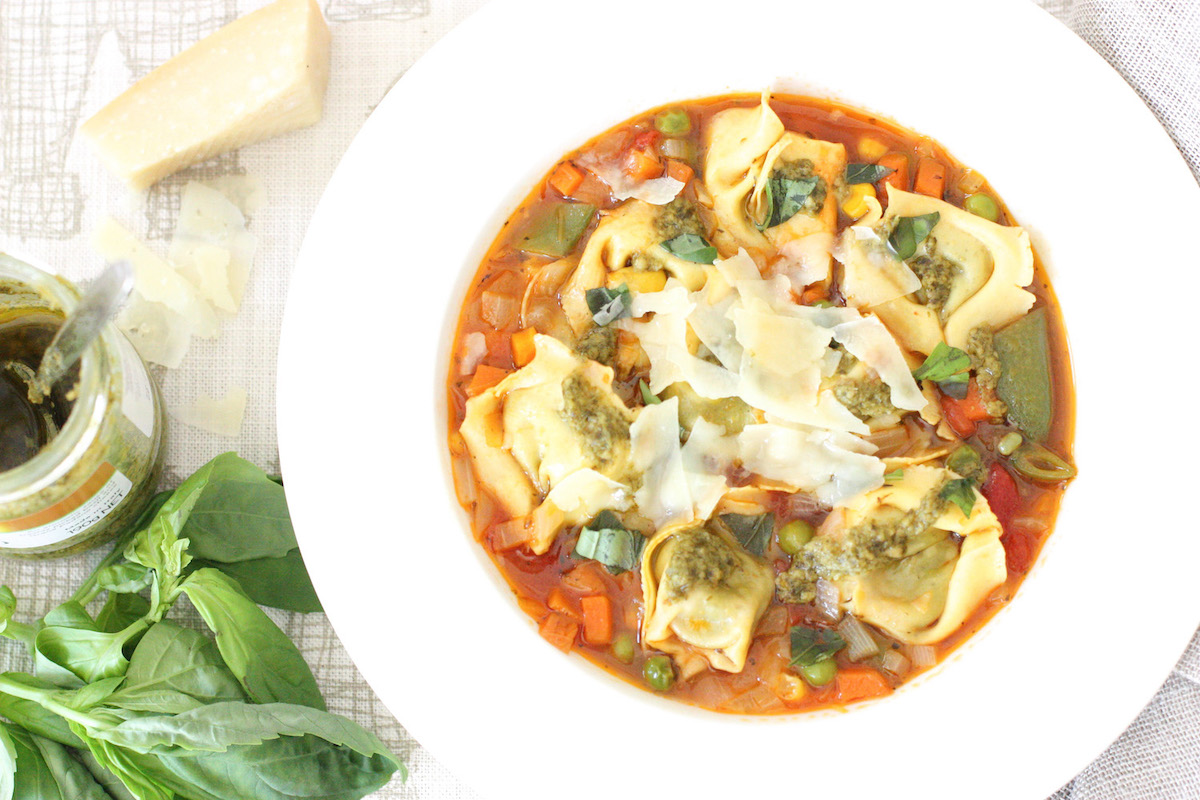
[887,212,940,260]
[639,379,661,406]
[789,625,846,668]
[572,512,645,574]
[912,342,971,385]
[757,175,819,231]
[845,162,895,185]
[941,477,977,517]
[719,513,774,558]
[884,469,905,482]
[660,233,718,264]
[520,202,595,257]
[585,284,632,326]
[937,379,969,399]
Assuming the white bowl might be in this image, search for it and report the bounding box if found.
[278,1,1200,798]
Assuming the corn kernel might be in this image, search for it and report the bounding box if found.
[609,267,667,293]
[857,136,888,162]
[841,182,877,219]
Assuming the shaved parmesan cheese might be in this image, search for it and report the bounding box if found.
[174,386,247,437]
[203,175,266,216]
[775,232,835,289]
[545,469,632,524]
[170,182,257,313]
[739,423,885,505]
[630,398,694,529]
[116,291,192,368]
[835,227,921,307]
[680,419,735,520]
[578,153,684,205]
[832,316,927,412]
[93,217,220,339]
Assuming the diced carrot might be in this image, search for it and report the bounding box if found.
[877,153,910,192]
[958,379,994,421]
[800,284,828,305]
[538,613,579,653]
[580,595,613,645]
[833,667,893,704]
[939,379,994,437]
[939,393,977,438]
[466,364,508,397]
[511,327,537,367]
[625,148,663,182]
[548,161,585,197]
[665,158,694,184]
[914,157,947,198]
[547,587,578,619]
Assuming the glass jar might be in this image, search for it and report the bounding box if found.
[0,254,166,558]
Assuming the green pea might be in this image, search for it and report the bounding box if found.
[778,519,815,555]
[964,193,1000,222]
[654,109,691,136]
[945,445,983,480]
[996,431,1024,456]
[612,633,636,665]
[642,655,676,691]
[800,659,838,687]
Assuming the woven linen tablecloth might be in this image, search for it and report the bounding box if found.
[1,1,1197,797]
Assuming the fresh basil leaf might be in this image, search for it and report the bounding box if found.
[886,212,940,260]
[34,614,146,686]
[0,723,14,800]
[884,469,905,482]
[4,723,113,800]
[789,626,846,668]
[719,513,774,558]
[585,284,632,326]
[660,233,717,264]
[173,453,297,563]
[106,622,245,715]
[0,693,83,748]
[639,380,661,406]
[95,594,151,635]
[74,748,138,800]
[758,175,819,230]
[941,478,978,517]
[572,516,644,575]
[95,564,153,596]
[110,719,402,800]
[180,570,324,710]
[0,586,38,652]
[187,550,322,614]
[71,728,173,800]
[912,342,971,384]
[520,202,595,257]
[844,162,894,184]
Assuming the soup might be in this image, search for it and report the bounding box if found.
[446,92,1075,714]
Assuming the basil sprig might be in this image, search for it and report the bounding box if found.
[572,511,645,574]
[844,162,894,185]
[941,477,978,517]
[719,513,774,558]
[912,342,971,386]
[887,212,940,260]
[789,626,846,668]
[757,175,819,230]
[585,284,632,326]
[660,233,717,264]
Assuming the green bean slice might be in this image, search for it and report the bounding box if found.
[1011,443,1076,482]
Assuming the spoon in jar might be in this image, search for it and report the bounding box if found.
[28,259,134,400]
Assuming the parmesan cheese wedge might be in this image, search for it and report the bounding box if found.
[79,0,331,189]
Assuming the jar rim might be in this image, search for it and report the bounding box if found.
[0,253,106,495]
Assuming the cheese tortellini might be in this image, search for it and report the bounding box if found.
[837,185,1035,354]
[642,519,775,677]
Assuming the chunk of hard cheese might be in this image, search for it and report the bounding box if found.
[79,0,331,189]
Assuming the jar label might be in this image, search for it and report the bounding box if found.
[0,461,132,549]
[113,331,156,438]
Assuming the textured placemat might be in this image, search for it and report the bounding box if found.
[0,2,1195,798]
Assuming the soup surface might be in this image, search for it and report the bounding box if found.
[446,93,1075,714]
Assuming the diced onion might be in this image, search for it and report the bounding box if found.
[488,515,530,551]
[481,290,519,329]
[720,684,785,714]
[451,455,475,506]
[956,169,987,194]
[756,606,789,636]
[907,644,937,669]
[459,332,488,376]
[880,649,911,676]
[837,615,879,661]
[815,579,842,622]
[658,138,693,160]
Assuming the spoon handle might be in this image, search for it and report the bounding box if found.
[36,260,135,390]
